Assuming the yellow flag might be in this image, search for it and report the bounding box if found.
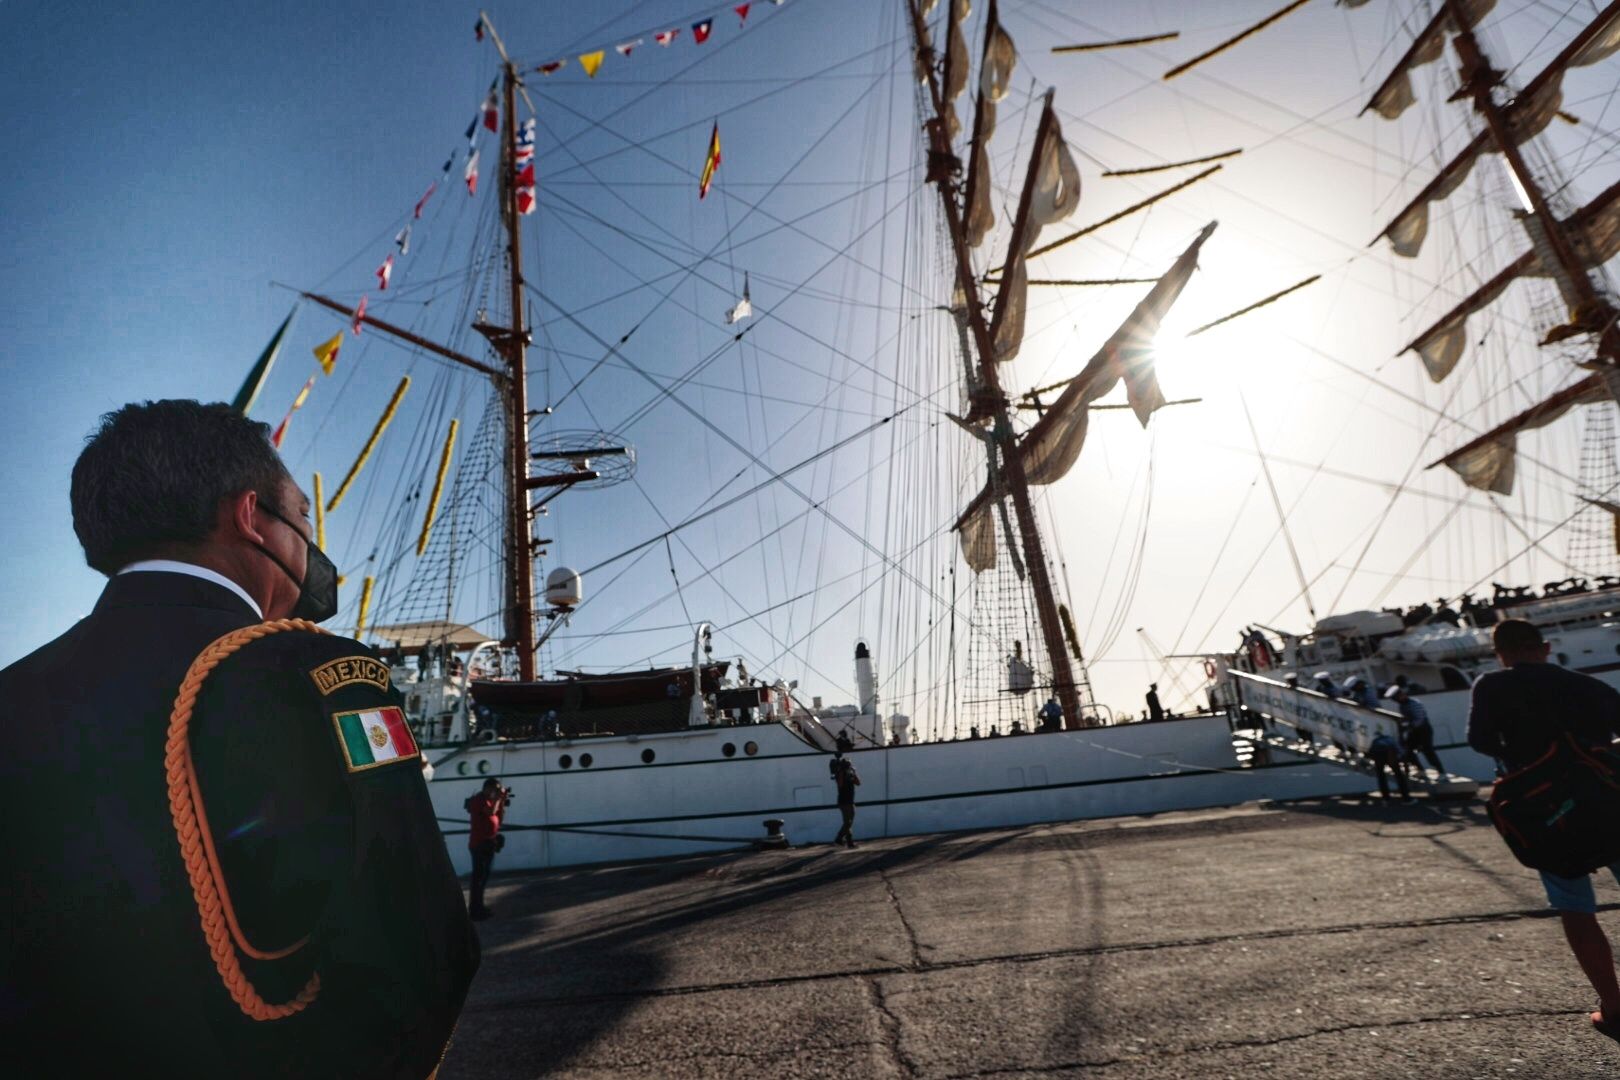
[579,50,605,78]
[699,122,721,199]
[313,331,344,376]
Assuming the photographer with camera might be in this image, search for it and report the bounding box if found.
[465,778,511,921]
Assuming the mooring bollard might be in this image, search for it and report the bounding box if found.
[758,818,788,849]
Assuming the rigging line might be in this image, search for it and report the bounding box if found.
[1369,493,1475,609]
[1020,0,1433,183]
[531,185,938,423]
[577,408,910,577]
[1164,475,1262,659]
[537,284,970,636]
[551,409,942,665]
[1281,329,1587,491]
[1322,363,1491,615]
[529,20,903,185]
[664,536,695,628]
[534,190,939,417]
[529,78,941,316]
[1486,492,1589,578]
[527,160,921,329]
[1240,388,1317,623]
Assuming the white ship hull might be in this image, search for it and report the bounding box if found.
[427,713,1377,874]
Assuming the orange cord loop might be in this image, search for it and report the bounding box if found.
[165,619,327,1021]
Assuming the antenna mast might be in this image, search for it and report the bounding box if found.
[905,0,1084,728]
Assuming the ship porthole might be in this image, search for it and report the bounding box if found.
[722,743,736,758]
[477,760,490,774]
[559,754,573,769]
[641,748,656,763]
[744,741,758,756]
[457,761,468,776]
[580,753,594,768]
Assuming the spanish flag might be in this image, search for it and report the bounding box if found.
[699,122,721,200]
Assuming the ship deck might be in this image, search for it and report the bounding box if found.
[438,795,1620,1079]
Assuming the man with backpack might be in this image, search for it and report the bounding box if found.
[1467,619,1620,1044]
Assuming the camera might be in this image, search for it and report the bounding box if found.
[502,786,515,801]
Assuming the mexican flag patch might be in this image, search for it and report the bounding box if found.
[333,706,419,771]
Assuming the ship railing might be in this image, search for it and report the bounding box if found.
[1230,671,1477,797]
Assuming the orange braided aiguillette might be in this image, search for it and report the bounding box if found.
[165,618,326,1021]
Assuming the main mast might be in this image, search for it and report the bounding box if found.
[1444,0,1620,391]
[476,61,539,681]
[905,0,1084,729]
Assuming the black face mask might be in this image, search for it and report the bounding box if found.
[255,500,339,624]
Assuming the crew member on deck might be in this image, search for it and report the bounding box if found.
[1145,683,1165,723]
[1038,696,1063,731]
[0,401,478,1077]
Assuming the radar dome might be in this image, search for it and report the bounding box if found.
[545,567,583,608]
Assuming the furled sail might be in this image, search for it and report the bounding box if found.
[1361,0,1495,122]
[1429,373,1608,494]
[989,98,1080,363]
[957,222,1216,570]
[1376,1,1620,257]
[941,0,971,140]
[963,0,1015,248]
[1401,177,1620,380]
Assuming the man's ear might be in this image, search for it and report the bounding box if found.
[226,489,268,546]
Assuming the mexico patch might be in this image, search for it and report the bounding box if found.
[332,706,419,771]
[310,655,391,696]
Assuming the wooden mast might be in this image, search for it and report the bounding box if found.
[905,0,1085,729]
[1444,1,1620,394]
[500,60,538,681]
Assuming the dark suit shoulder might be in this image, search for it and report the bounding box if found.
[205,629,398,705]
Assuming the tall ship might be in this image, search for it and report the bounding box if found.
[233,1,1620,872]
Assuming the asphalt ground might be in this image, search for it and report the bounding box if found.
[437,795,1620,1079]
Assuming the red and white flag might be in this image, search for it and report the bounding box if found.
[692,18,713,43]
[375,254,394,291]
[538,59,566,75]
[482,85,499,132]
[615,38,643,57]
[654,28,679,46]
[514,118,536,215]
[474,16,484,42]
[351,294,368,336]
[465,148,480,195]
[271,376,316,448]
[413,180,436,219]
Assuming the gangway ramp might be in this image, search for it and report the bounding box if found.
[1231,671,1479,798]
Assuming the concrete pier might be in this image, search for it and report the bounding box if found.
[440,797,1620,1078]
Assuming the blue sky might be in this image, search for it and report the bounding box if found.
[4,1,1618,723]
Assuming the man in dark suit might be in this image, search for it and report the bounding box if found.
[0,400,478,1077]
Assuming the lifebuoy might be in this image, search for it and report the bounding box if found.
[1203,659,1217,680]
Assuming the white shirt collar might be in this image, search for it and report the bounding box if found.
[118,559,263,619]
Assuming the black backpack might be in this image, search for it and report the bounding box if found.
[1487,734,1620,878]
